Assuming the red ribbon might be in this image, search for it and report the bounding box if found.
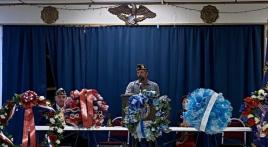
[20,91,53,147]
[22,108,36,147]
[80,89,94,128]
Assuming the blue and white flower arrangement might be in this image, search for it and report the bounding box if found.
[183,88,233,134]
[123,91,171,141]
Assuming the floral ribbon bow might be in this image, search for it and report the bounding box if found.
[18,90,54,147]
[79,89,108,128]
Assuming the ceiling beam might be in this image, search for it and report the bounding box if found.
[2,1,268,6]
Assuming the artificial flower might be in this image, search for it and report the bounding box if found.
[240,88,268,146]
[49,118,55,124]
[247,118,256,127]
[247,114,254,118]
[39,96,45,101]
[124,92,171,141]
[0,91,53,147]
[255,117,260,124]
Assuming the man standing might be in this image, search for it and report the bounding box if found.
[125,64,160,147]
[125,64,160,96]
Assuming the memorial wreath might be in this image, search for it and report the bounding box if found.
[123,91,171,141]
[240,89,268,146]
[0,90,55,147]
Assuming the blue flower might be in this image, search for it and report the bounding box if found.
[184,88,232,134]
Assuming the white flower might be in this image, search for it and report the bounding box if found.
[254,117,260,124]
[247,114,254,118]
[252,95,257,99]
[49,127,54,130]
[263,124,268,131]
[92,96,96,101]
[97,101,103,106]
[260,132,266,137]
[57,128,63,134]
[93,106,98,110]
[11,138,13,141]
[258,96,264,100]
[104,105,109,110]
[54,115,59,119]
[39,96,45,101]
[0,115,5,119]
[258,89,265,95]
[98,96,103,100]
[0,126,3,129]
[46,101,50,105]
[56,140,60,144]
[50,118,55,124]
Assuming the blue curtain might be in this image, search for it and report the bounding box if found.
[46,25,263,120]
[2,25,263,145]
[2,26,47,144]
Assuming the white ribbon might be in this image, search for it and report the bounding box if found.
[38,104,55,112]
[7,104,16,121]
[200,92,218,132]
[0,131,13,145]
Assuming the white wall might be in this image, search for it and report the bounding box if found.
[0,4,267,105]
[0,4,268,24]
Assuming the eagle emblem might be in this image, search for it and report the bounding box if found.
[108,4,156,25]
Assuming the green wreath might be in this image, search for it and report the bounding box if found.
[123,91,171,141]
[0,100,15,147]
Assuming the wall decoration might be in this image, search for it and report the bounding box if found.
[41,6,59,24]
[108,4,156,25]
[200,5,219,24]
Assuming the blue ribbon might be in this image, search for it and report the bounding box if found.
[136,121,146,138]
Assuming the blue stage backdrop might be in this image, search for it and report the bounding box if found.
[2,25,263,145]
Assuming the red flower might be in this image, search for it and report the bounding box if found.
[48,134,57,143]
[244,97,252,102]
[20,91,38,108]
[244,97,259,107]
[242,106,253,116]
[242,110,251,116]
[247,118,256,127]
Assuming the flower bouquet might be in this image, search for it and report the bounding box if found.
[240,89,268,146]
